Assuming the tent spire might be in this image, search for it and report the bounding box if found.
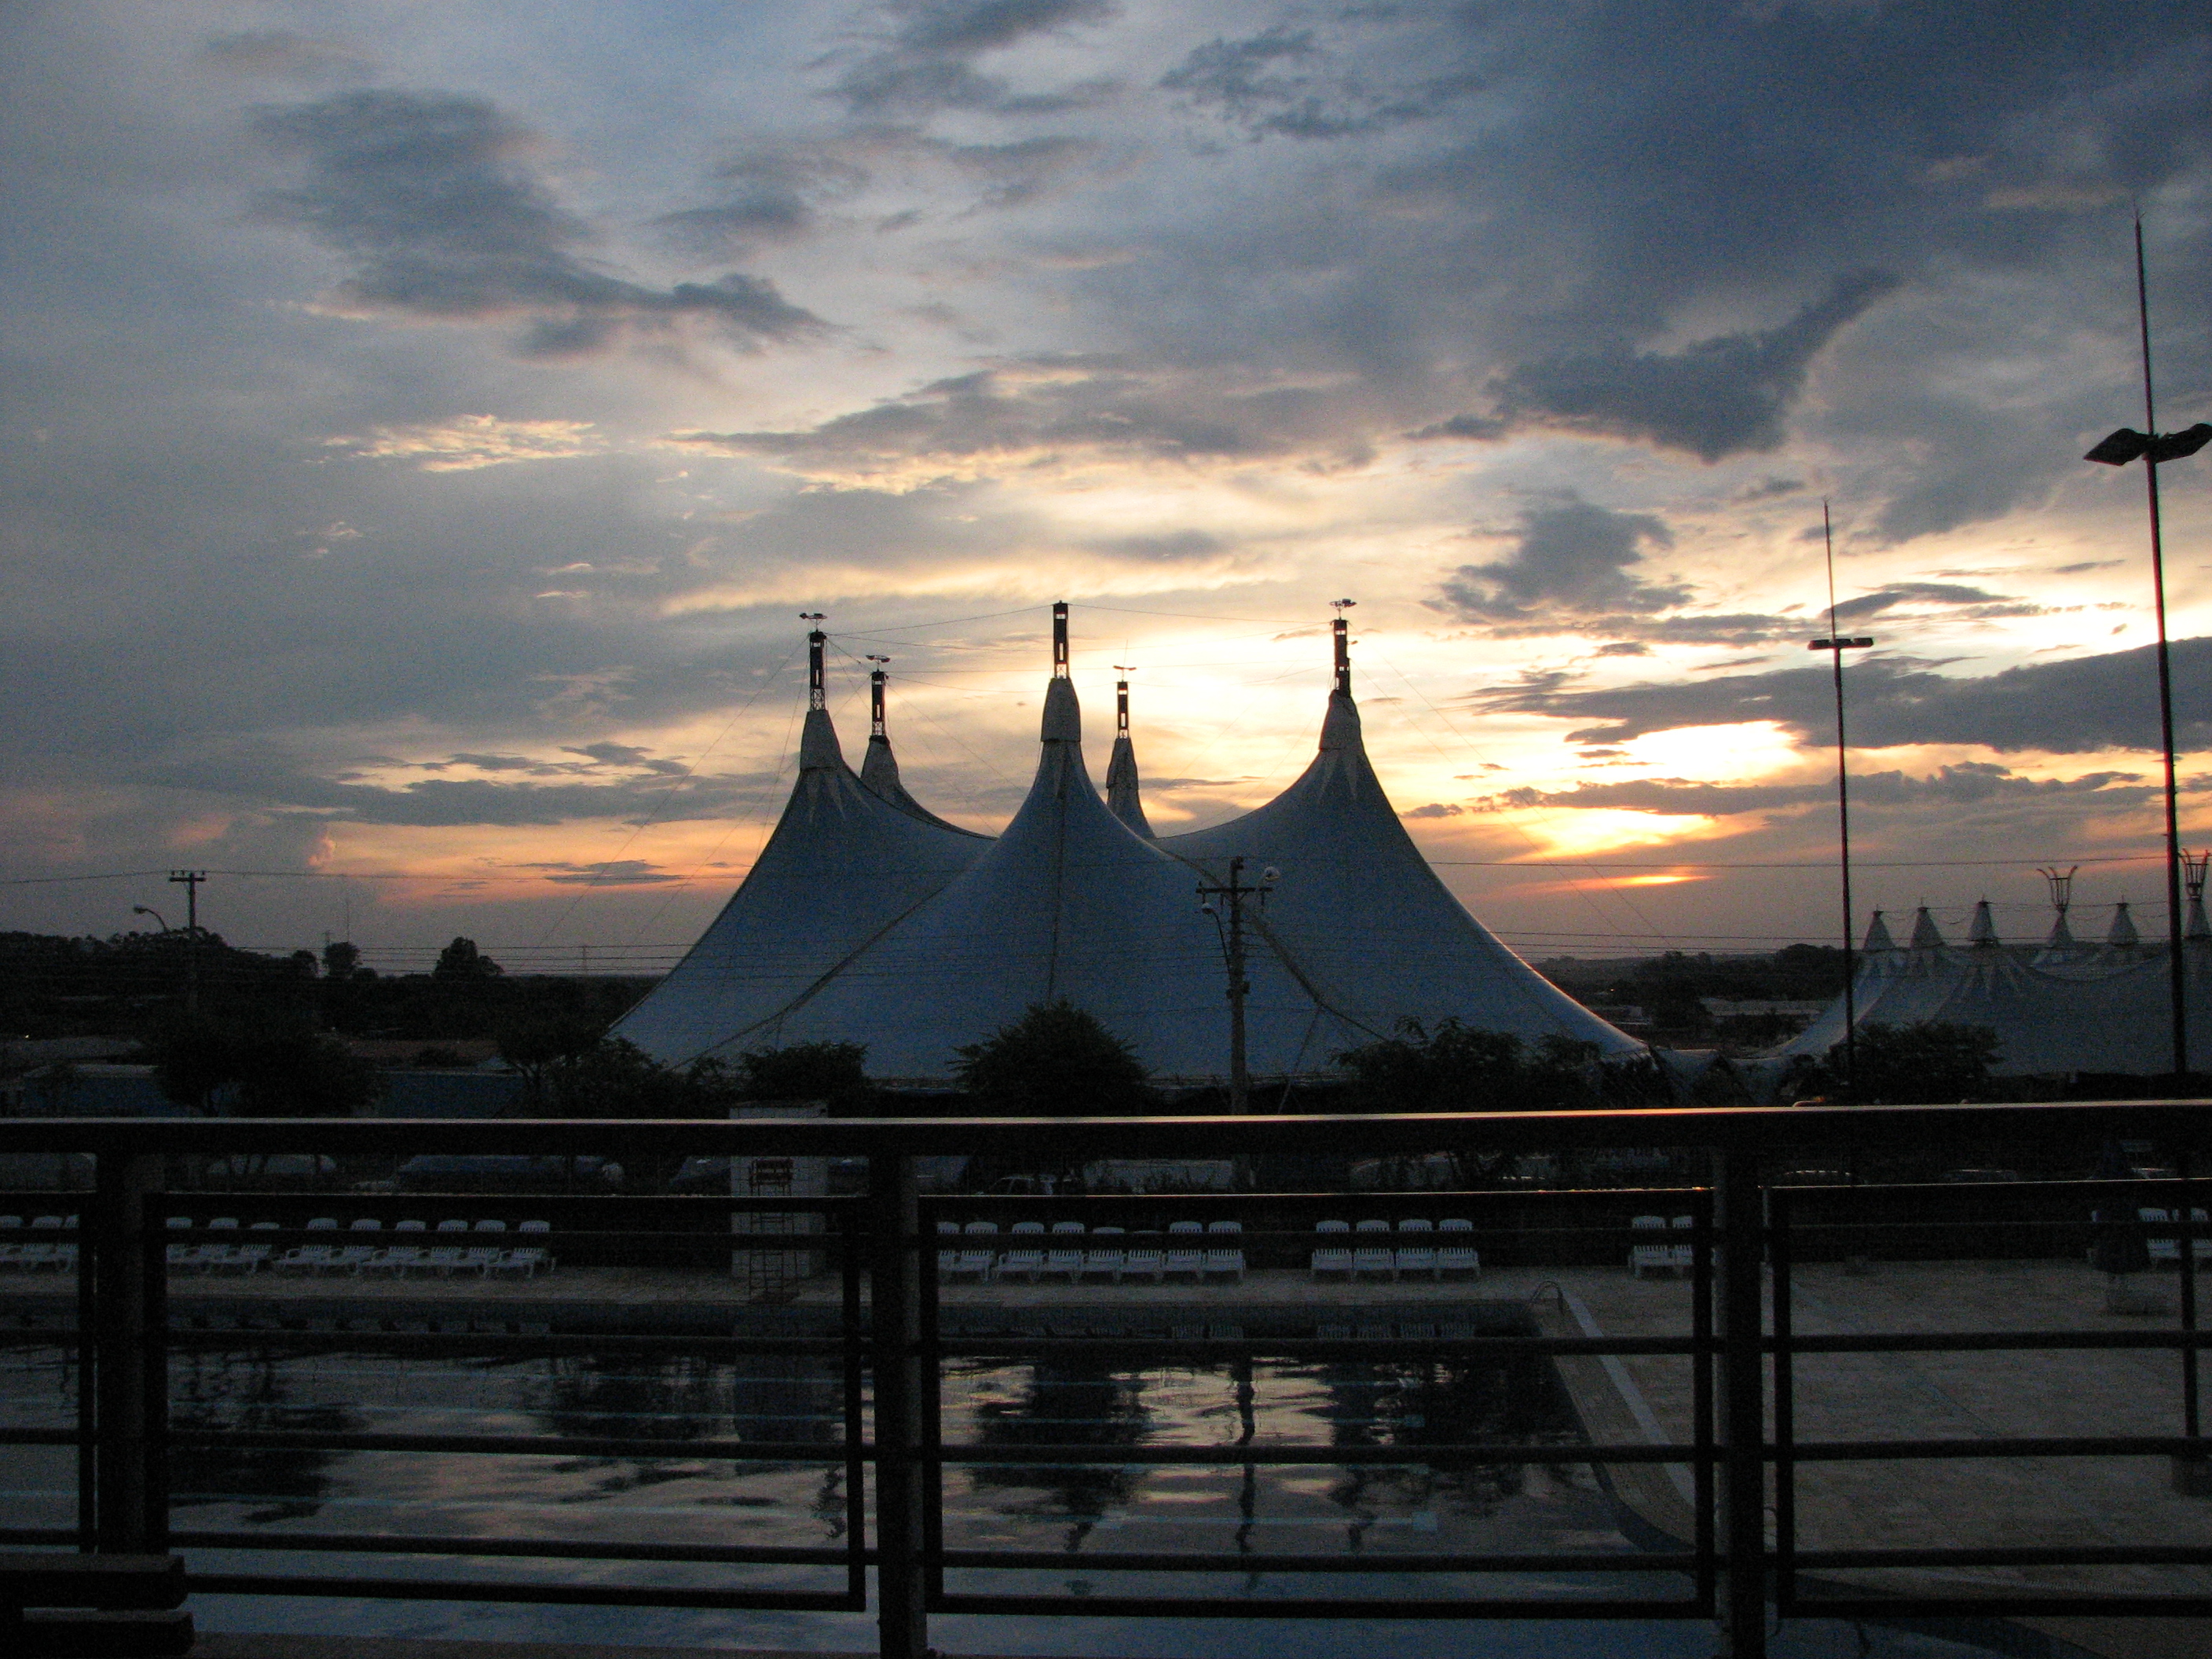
[1107,665,1152,837]
[1863,909,1896,952]
[2109,900,2141,948]
[1052,600,1070,679]
[1041,602,1080,742]
[794,613,844,771]
[1331,599,1356,695]
[866,655,889,738]
[1968,899,1999,947]
[2187,849,2211,941]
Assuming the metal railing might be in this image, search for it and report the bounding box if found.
[2,1101,2210,1659]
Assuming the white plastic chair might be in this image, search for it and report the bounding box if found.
[1165,1220,1206,1281]
[1437,1218,1480,1280]
[1669,1215,1697,1272]
[1311,1219,1353,1280]
[166,1216,195,1269]
[1122,1232,1165,1284]
[434,1218,470,1235]
[1395,1218,1437,1281]
[275,1244,335,1275]
[1204,1219,1245,1283]
[1085,1225,1126,1282]
[1353,1219,1396,1281]
[959,1220,1000,1281]
[936,1220,961,1278]
[512,1219,555,1275]
[1629,1215,1672,1278]
[1046,1221,1086,1282]
[1000,1221,1046,1283]
[2144,1207,2181,1266]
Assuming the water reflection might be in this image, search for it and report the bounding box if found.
[169,1346,358,1523]
[965,1355,1150,1547]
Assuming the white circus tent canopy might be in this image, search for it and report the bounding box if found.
[1771,899,2212,1079]
[616,605,1643,1083]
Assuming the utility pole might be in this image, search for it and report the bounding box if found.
[168,870,206,1016]
[2083,216,2212,1081]
[1197,856,1276,1113]
[1809,504,1873,1097]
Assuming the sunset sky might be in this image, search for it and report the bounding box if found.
[4,2,2210,972]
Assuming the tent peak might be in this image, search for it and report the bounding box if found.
[1042,675,1081,743]
[1107,672,1152,837]
[1863,910,1896,953]
[2108,900,2141,947]
[798,705,843,771]
[1968,899,1999,947]
[1909,906,1946,950]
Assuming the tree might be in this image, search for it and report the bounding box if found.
[148,1015,383,1117]
[1814,1020,2000,1104]
[1333,1018,1627,1113]
[953,1001,1152,1115]
[433,936,503,980]
[322,940,360,980]
[738,1041,874,1114]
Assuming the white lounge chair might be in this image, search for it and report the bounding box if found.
[1204,1219,1245,1283]
[1165,1220,1206,1282]
[2144,1208,2181,1266]
[275,1244,336,1275]
[1395,1218,1437,1281]
[1085,1226,1126,1282]
[195,1218,244,1273]
[331,1244,380,1274]
[509,1219,555,1276]
[1437,1218,1480,1280]
[1669,1215,1697,1273]
[458,1246,503,1275]
[165,1216,195,1269]
[2192,1208,2212,1266]
[1122,1232,1165,1284]
[361,1244,423,1277]
[1045,1221,1086,1283]
[434,1218,470,1236]
[1000,1221,1046,1283]
[959,1220,1000,1282]
[1630,1215,1672,1278]
[1311,1219,1353,1280]
[936,1220,961,1278]
[1353,1219,1396,1281]
[422,1245,469,1276]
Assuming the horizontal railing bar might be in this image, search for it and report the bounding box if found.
[158,1332,855,1356]
[928,1550,1701,1573]
[1782,1595,2212,1620]
[1789,1434,2212,1459]
[1782,1330,2212,1354]
[926,1442,1696,1466]
[928,1594,1710,1620]
[9,1100,2212,1158]
[171,1529,862,1566]
[1794,1544,2212,1568]
[166,1428,870,1459]
[181,1573,862,1611]
[926,1335,1705,1357]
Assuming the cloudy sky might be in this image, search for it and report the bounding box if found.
[3,0,2210,972]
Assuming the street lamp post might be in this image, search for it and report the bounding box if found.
[2084,217,2212,1082]
[1809,501,1874,1097]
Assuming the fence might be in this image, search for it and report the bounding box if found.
[2,1101,2212,1658]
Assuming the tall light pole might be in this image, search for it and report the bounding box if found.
[168,870,206,1016]
[1809,502,1873,1096]
[1197,856,1277,1113]
[2083,216,2212,1081]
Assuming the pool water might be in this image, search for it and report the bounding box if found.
[0,1335,2012,1657]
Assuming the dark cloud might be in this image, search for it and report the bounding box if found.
[675,357,1363,471]
[1437,495,1684,621]
[1160,24,1482,141]
[1480,764,2150,819]
[521,859,683,885]
[657,148,870,255]
[250,90,824,354]
[824,0,1119,116]
[1829,581,2044,623]
[1434,272,1899,463]
[1467,637,2212,756]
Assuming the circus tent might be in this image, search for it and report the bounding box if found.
[615,606,1643,1082]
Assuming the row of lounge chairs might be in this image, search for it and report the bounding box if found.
[0,1214,77,1271]
[1310,1218,1480,1281]
[2141,1208,2212,1267]
[937,1220,1248,1284]
[167,1215,557,1279]
[1629,1215,1699,1279]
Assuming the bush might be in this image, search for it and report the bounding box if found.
[954,1001,1152,1115]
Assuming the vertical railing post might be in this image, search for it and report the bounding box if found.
[1714,1149,1767,1658]
[868,1152,931,1659]
[92,1152,167,1554]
